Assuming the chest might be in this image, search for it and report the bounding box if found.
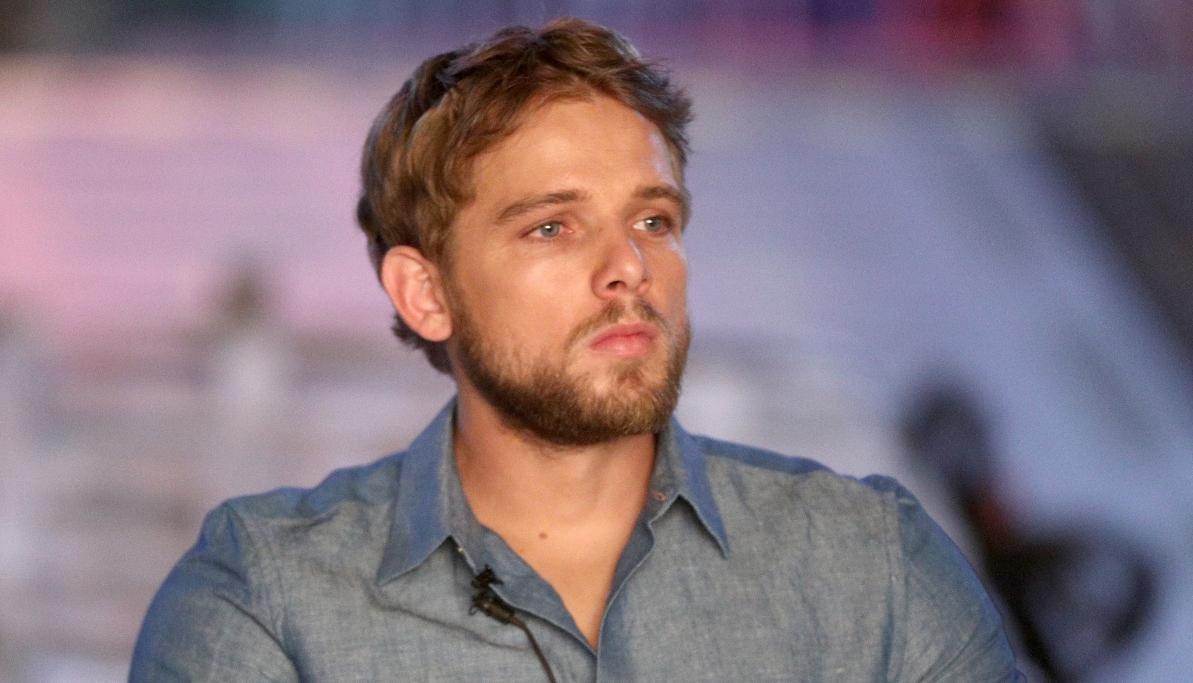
[277,520,893,682]
[506,530,628,646]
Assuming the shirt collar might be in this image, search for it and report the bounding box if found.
[377,399,729,585]
[653,416,730,556]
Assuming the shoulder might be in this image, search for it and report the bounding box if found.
[132,454,410,681]
[687,431,962,583]
[223,452,405,522]
[690,431,911,532]
[689,433,1020,678]
[213,452,407,562]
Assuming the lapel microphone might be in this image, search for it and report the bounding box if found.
[470,565,517,623]
[469,564,558,683]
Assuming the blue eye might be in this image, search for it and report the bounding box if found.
[635,216,671,233]
[533,221,563,238]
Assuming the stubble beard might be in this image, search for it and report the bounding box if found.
[451,297,691,447]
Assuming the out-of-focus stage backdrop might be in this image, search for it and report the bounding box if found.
[2,2,1192,681]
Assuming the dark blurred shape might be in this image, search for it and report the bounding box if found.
[808,0,878,24]
[0,0,121,50]
[902,383,1156,682]
[216,259,270,329]
[1039,80,1193,365]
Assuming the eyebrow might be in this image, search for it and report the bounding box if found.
[636,184,691,225]
[496,190,588,224]
[495,184,691,226]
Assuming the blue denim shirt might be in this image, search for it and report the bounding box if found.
[132,401,1022,681]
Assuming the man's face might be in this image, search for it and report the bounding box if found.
[442,94,690,446]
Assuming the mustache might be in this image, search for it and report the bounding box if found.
[564,299,670,350]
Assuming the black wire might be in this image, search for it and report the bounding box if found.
[508,613,558,683]
[470,565,558,683]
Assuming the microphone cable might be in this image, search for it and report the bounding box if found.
[470,565,558,683]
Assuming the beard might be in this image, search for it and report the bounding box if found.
[451,297,690,447]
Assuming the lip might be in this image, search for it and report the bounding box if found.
[587,322,659,357]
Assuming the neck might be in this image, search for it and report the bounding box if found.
[452,384,657,529]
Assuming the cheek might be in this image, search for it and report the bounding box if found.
[653,251,688,312]
[485,261,579,332]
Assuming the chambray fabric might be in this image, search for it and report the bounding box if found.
[131,400,1022,681]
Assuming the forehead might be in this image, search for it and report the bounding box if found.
[464,95,680,204]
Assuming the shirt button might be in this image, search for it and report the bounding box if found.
[651,490,668,502]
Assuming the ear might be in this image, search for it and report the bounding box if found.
[379,246,453,343]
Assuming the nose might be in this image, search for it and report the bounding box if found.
[592,229,648,300]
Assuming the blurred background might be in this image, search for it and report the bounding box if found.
[2,1,1192,680]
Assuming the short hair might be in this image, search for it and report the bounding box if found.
[355,17,693,373]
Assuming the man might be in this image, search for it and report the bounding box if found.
[132,19,1022,681]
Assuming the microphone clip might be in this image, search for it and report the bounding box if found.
[470,565,516,623]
